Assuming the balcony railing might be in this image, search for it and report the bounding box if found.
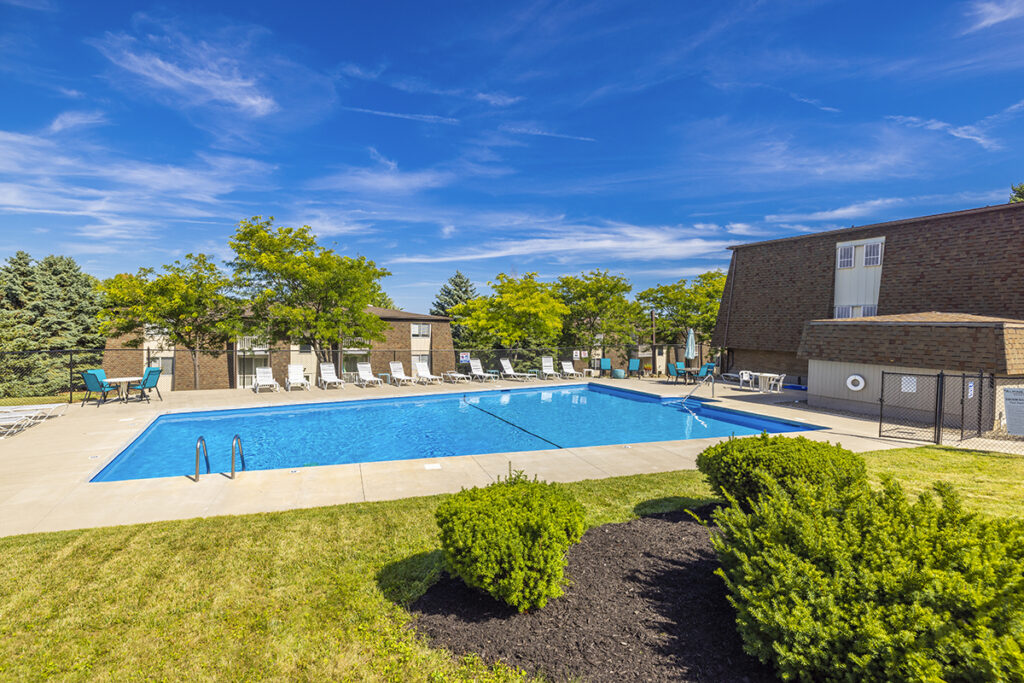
[236,336,269,352]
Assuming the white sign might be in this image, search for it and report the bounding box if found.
[1004,388,1024,436]
[458,351,470,363]
[968,382,975,400]
[901,376,917,393]
[572,350,580,360]
[581,350,589,358]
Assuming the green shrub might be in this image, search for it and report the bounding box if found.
[696,433,866,509]
[435,471,586,612]
[711,477,1024,682]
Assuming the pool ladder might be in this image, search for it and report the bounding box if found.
[673,374,715,429]
[192,434,245,482]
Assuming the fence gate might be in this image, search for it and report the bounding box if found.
[879,371,941,442]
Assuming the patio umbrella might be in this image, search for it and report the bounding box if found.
[685,328,696,360]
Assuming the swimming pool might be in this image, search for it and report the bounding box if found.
[92,384,819,482]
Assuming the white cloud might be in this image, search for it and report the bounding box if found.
[339,62,522,107]
[48,110,108,133]
[498,124,596,142]
[887,115,998,150]
[963,0,1024,32]
[788,93,841,113]
[724,222,769,236]
[312,165,454,194]
[0,0,54,9]
[341,106,459,125]
[766,198,906,223]
[440,224,456,238]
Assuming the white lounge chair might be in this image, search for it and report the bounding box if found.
[389,361,416,386]
[499,358,533,381]
[318,362,345,390]
[285,364,311,391]
[0,403,67,420]
[253,366,280,393]
[560,361,584,379]
[0,414,32,438]
[738,370,755,390]
[444,368,472,382]
[540,356,561,379]
[414,361,443,384]
[356,362,384,387]
[469,359,496,381]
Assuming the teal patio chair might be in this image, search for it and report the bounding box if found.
[599,357,612,377]
[686,362,716,383]
[130,366,163,402]
[627,358,640,376]
[667,364,680,383]
[81,369,115,406]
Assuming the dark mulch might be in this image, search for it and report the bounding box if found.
[411,507,775,682]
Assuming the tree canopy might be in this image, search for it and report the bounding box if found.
[637,270,727,345]
[1011,183,1024,203]
[555,270,640,350]
[450,272,568,348]
[229,216,391,362]
[98,253,241,389]
[430,271,478,348]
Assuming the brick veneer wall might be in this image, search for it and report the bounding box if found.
[713,203,1024,361]
[729,348,810,381]
[172,348,233,391]
[102,335,145,378]
[430,323,456,374]
[798,321,1024,374]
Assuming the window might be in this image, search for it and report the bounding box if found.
[411,323,431,338]
[150,357,173,375]
[861,304,878,317]
[837,245,854,269]
[834,305,853,319]
[864,242,883,266]
[298,344,312,354]
[412,354,430,371]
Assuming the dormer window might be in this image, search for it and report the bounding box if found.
[837,245,854,269]
[864,242,883,266]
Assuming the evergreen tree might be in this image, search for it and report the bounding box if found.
[430,271,478,347]
[1011,183,1024,203]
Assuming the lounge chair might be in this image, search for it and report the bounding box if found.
[318,362,345,390]
[0,414,32,438]
[540,356,561,379]
[599,358,612,376]
[356,362,384,387]
[389,361,416,386]
[444,367,472,382]
[469,359,496,381]
[560,361,583,379]
[627,358,641,377]
[253,366,281,393]
[499,358,533,381]
[81,369,116,406]
[414,361,443,384]
[130,366,162,402]
[285,364,311,391]
[0,403,67,419]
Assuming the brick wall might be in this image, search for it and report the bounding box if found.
[714,202,1024,355]
[729,348,809,382]
[103,335,145,378]
[430,323,456,374]
[172,348,233,391]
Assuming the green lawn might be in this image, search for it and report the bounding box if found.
[862,446,1024,518]
[1,445,1019,681]
[0,470,715,681]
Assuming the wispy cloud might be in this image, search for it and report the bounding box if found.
[311,150,454,194]
[887,115,997,150]
[963,0,1024,32]
[340,106,459,125]
[48,110,108,133]
[339,61,522,107]
[788,94,840,113]
[766,198,906,223]
[0,0,55,9]
[498,124,596,142]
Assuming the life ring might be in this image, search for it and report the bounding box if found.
[846,374,865,392]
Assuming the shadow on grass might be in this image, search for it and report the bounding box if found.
[633,495,717,518]
[376,549,445,605]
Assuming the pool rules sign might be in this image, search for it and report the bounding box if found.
[1004,388,1024,436]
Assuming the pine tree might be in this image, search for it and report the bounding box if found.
[1011,183,1024,203]
[430,271,478,347]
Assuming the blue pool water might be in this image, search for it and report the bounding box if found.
[92,384,819,482]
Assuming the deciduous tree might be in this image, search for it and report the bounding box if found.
[555,270,640,351]
[450,273,568,349]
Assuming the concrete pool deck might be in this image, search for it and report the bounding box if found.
[0,378,910,537]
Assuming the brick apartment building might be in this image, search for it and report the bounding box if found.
[104,306,455,392]
[712,201,1024,413]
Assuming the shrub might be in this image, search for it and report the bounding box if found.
[435,470,586,612]
[696,433,866,509]
[711,477,1024,681]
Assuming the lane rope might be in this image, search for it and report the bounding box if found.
[461,395,563,449]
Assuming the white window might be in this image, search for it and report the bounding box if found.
[837,245,854,269]
[834,305,853,319]
[150,357,173,375]
[412,354,430,370]
[864,242,883,267]
[861,304,878,317]
[411,323,431,338]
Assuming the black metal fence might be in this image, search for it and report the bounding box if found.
[0,344,701,406]
[880,371,1024,455]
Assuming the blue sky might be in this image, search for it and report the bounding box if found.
[1,0,1022,312]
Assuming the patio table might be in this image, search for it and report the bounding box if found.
[104,376,143,403]
[756,373,781,393]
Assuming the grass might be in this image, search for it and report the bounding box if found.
[862,446,1024,517]
[2,445,1020,680]
[0,470,715,681]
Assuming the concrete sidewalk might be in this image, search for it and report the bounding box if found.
[0,378,908,537]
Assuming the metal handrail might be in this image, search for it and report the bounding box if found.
[194,436,210,482]
[231,434,245,478]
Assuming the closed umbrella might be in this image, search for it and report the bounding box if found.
[685,328,696,360]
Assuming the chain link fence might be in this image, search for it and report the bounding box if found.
[880,371,1024,456]
[0,344,703,406]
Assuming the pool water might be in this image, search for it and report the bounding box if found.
[92,384,819,482]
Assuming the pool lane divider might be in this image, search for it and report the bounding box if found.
[461,395,563,449]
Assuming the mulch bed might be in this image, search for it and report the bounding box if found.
[411,507,775,682]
